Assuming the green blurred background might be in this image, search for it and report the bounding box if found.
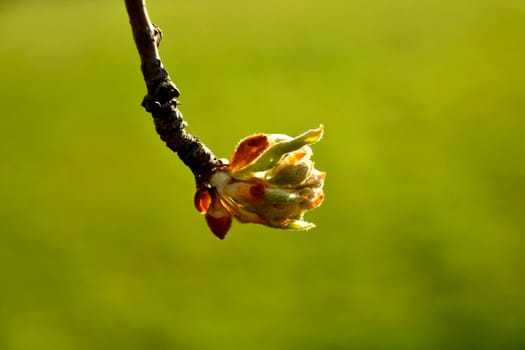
[1,0,524,349]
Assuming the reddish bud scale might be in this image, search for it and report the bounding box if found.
[205,193,232,239]
[229,134,269,172]
[194,187,211,213]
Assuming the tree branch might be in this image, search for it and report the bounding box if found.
[124,0,222,186]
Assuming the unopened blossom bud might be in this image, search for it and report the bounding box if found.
[194,125,326,239]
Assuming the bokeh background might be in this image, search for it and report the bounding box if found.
[1,0,524,349]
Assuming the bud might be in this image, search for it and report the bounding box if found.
[194,125,325,239]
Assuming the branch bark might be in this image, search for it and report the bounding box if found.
[124,0,222,186]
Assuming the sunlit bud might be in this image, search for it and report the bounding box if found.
[195,125,326,239]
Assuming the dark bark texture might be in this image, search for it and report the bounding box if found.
[125,0,222,186]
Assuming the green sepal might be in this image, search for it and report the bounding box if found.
[282,220,316,231]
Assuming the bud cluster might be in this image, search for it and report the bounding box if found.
[195,125,326,239]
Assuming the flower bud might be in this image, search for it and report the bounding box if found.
[195,125,325,239]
